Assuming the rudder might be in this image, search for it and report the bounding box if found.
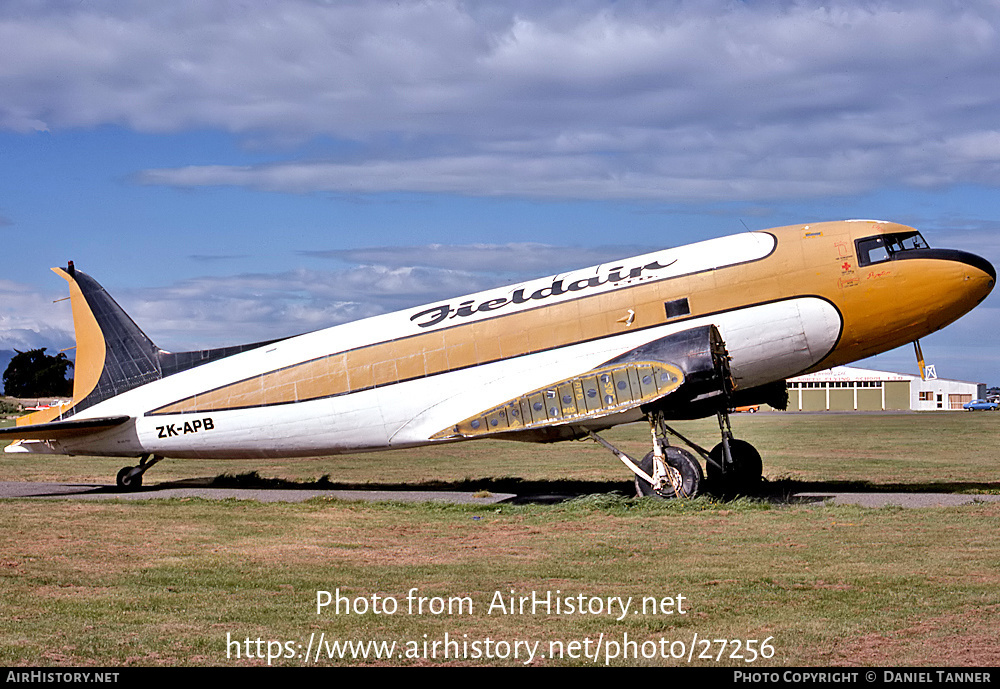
[18,262,163,426]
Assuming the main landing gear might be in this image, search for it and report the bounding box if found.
[588,408,762,499]
[589,412,703,499]
[707,410,762,496]
[633,444,703,499]
[115,454,162,491]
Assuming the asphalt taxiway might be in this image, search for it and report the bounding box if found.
[0,481,515,504]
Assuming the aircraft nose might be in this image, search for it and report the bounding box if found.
[892,246,993,332]
[908,248,995,336]
[959,249,995,294]
[940,248,995,305]
[957,249,996,284]
[981,257,996,285]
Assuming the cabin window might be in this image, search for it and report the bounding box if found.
[856,231,929,267]
[664,298,690,320]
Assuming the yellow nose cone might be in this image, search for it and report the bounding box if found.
[922,250,994,334]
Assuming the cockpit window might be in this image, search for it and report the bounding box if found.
[856,231,929,266]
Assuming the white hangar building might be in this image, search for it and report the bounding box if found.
[784,366,986,412]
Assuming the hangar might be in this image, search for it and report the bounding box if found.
[785,366,986,412]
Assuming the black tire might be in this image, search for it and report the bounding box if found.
[707,439,762,495]
[634,446,703,499]
[116,466,142,491]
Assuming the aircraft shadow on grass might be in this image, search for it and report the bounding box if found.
[38,472,1000,505]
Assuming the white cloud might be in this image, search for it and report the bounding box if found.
[3,1,1000,200]
[134,153,861,200]
[0,279,73,352]
[302,243,651,275]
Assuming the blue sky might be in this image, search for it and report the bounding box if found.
[1,0,998,385]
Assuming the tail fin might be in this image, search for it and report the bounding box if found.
[61,262,163,408]
[18,262,162,426]
[17,263,281,426]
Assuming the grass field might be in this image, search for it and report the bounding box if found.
[2,412,999,667]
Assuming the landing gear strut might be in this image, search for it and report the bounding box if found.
[590,406,763,499]
[115,454,162,491]
[633,445,703,499]
[706,410,762,495]
[638,411,703,498]
[589,411,703,499]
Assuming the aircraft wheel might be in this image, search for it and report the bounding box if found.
[116,466,143,491]
[707,439,762,495]
[634,446,703,499]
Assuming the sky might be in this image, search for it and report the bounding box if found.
[1,0,999,385]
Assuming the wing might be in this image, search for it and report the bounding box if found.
[431,324,733,442]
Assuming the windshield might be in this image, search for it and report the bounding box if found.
[856,231,929,266]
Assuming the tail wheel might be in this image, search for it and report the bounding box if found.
[707,439,762,494]
[634,446,703,499]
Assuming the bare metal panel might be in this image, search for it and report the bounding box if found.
[433,361,683,439]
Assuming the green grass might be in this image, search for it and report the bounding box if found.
[3,412,998,489]
[2,412,1000,666]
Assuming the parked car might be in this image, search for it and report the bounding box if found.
[963,399,999,411]
[732,405,760,413]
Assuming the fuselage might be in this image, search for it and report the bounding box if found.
[8,220,995,460]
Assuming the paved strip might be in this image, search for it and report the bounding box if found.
[0,481,515,505]
[794,492,1000,507]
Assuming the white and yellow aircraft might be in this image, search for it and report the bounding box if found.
[2,220,995,497]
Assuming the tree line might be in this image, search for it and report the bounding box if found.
[2,348,73,398]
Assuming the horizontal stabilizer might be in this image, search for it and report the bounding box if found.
[0,416,131,441]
